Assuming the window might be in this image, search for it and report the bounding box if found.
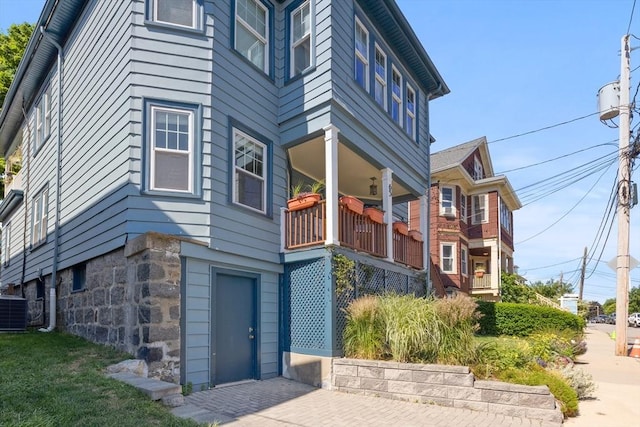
[145,100,200,195]
[35,85,51,152]
[2,222,10,266]
[460,192,467,223]
[233,129,266,213]
[354,18,369,90]
[235,0,269,73]
[473,156,483,180]
[406,84,416,139]
[151,0,198,29]
[472,194,488,224]
[441,243,455,273]
[440,186,455,217]
[289,0,313,77]
[31,188,48,247]
[500,198,512,234]
[36,278,45,299]
[391,66,402,126]
[461,246,468,276]
[374,45,386,109]
[72,264,86,292]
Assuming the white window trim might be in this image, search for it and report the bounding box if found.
[149,105,195,193]
[289,0,313,77]
[461,245,468,276]
[474,156,483,180]
[406,84,416,139]
[152,0,198,29]
[391,65,403,126]
[354,17,369,90]
[373,43,387,110]
[31,188,48,248]
[34,85,51,152]
[472,193,488,225]
[460,191,467,223]
[235,0,269,73]
[440,242,456,274]
[440,185,456,217]
[232,128,267,214]
[3,222,11,266]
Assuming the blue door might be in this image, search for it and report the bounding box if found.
[212,272,257,385]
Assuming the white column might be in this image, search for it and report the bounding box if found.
[490,240,499,290]
[323,124,340,246]
[419,194,428,271]
[382,168,394,262]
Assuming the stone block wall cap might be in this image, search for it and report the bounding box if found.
[474,380,550,394]
[125,232,204,257]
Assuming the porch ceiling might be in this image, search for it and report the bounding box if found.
[288,137,411,200]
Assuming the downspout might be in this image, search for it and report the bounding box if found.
[20,106,36,320]
[38,26,63,332]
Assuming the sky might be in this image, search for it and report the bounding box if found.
[0,0,638,303]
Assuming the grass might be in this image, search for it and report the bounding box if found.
[0,330,201,427]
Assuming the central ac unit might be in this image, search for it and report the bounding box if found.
[0,296,28,331]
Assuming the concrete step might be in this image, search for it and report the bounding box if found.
[108,372,181,400]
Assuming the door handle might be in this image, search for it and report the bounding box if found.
[249,334,255,340]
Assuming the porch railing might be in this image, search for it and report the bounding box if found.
[471,273,493,289]
[284,201,423,269]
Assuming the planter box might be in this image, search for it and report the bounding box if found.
[393,221,408,235]
[363,207,384,224]
[339,195,364,215]
[409,230,423,242]
[475,270,485,278]
[287,193,321,211]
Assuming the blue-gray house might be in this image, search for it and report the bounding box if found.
[0,0,448,389]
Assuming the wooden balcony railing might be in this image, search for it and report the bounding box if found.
[471,273,493,289]
[284,201,423,269]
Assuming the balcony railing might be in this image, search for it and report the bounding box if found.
[284,201,423,269]
[471,273,493,289]
[4,170,23,196]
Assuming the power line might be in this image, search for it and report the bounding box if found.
[521,257,582,271]
[627,0,637,35]
[487,111,600,144]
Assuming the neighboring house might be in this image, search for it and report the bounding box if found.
[411,137,521,300]
[0,0,448,390]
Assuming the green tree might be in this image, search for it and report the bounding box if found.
[500,272,535,303]
[0,22,35,108]
[529,279,574,300]
[602,298,616,315]
[629,286,640,313]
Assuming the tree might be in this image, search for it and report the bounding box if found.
[629,286,640,313]
[500,272,535,303]
[529,279,574,300]
[0,22,35,108]
[602,298,616,315]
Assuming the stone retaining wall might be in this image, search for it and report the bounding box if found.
[332,359,563,424]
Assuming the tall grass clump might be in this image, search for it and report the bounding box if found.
[432,294,481,365]
[343,295,384,359]
[378,294,440,362]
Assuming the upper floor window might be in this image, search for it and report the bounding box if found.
[152,0,199,29]
[440,186,455,217]
[31,187,48,248]
[473,156,483,180]
[35,84,51,152]
[233,128,267,213]
[500,198,512,234]
[391,67,402,126]
[441,242,456,274]
[461,245,468,276]
[406,84,416,139]
[144,99,201,196]
[235,0,269,73]
[374,45,386,109]
[354,17,369,90]
[472,193,488,224]
[290,0,313,77]
[2,222,11,266]
[460,192,467,223]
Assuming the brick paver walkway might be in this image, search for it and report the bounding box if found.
[176,377,561,426]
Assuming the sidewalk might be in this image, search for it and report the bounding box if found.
[564,324,640,427]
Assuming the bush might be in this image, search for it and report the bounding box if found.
[497,364,579,417]
[473,337,533,378]
[432,294,481,365]
[476,301,585,337]
[343,296,385,359]
[556,366,596,400]
[528,329,586,364]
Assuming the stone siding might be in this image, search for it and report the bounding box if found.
[332,359,563,424]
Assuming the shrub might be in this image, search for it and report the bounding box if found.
[476,301,585,337]
[557,366,596,400]
[528,329,585,364]
[343,296,385,359]
[432,294,481,365]
[497,365,579,417]
[473,337,533,378]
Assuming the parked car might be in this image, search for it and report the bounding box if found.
[628,313,640,327]
[607,313,617,324]
[593,314,609,323]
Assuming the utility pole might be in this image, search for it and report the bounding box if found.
[579,247,587,300]
[615,34,631,357]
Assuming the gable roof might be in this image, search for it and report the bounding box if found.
[431,137,485,173]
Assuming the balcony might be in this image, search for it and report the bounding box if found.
[284,201,423,269]
[471,273,493,289]
[4,170,23,196]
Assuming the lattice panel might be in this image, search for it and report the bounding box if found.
[410,273,427,297]
[386,271,408,294]
[357,264,386,296]
[286,258,328,351]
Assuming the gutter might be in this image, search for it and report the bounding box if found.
[37,26,63,333]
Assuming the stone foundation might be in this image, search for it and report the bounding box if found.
[332,358,563,424]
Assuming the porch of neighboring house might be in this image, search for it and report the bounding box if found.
[468,245,499,300]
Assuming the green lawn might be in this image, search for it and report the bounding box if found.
[0,330,202,427]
